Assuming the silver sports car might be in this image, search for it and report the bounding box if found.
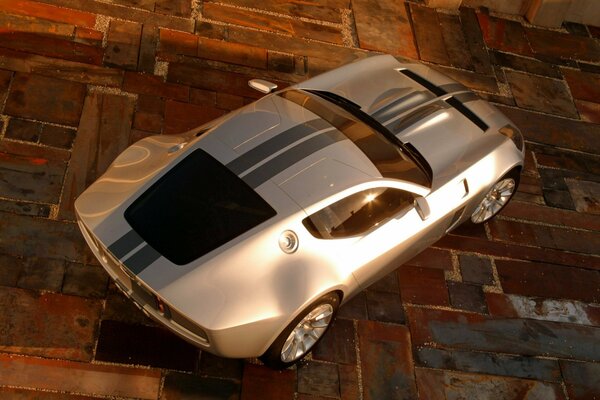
[76,55,524,369]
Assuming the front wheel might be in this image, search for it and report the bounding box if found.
[260,293,339,369]
[470,169,520,224]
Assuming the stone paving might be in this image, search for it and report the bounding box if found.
[0,0,599,399]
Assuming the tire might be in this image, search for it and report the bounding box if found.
[470,168,520,224]
[260,292,340,369]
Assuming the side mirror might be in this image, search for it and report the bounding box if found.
[248,79,278,94]
[414,197,430,221]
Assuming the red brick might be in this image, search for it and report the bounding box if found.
[357,320,417,400]
[527,27,600,62]
[0,353,161,399]
[477,13,533,57]
[190,87,217,106]
[0,12,75,37]
[459,7,494,75]
[439,13,474,70]
[405,247,453,270]
[0,31,103,65]
[0,0,96,27]
[203,3,343,45]
[198,37,268,69]
[398,266,449,306]
[411,4,449,65]
[104,20,142,70]
[560,360,600,400]
[5,73,86,126]
[562,68,600,104]
[415,368,565,400]
[574,99,600,124]
[155,0,191,17]
[123,71,189,101]
[161,372,240,400]
[240,364,295,400]
[0,388,97,399]
[216,92,245,111]
[74,27,103,46]
[352,0,417,59]
[312,318,356,365]
[339,364,360,400]
[501,201,600,232]
[0,287,101,361]
[297,362,340,398]
[58,92,135,220]
[158,28,198,57]
[268,51,295,73]
[0,139,69,162]
[496,259,600,303]
[432,64,498,93]
[163,99,225,134]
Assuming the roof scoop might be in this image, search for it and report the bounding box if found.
[249,79,278,94]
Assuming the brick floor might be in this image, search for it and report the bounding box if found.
[0,1,599,399]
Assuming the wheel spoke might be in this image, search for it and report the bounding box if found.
[280,303,334,363]
[471,178,516,224]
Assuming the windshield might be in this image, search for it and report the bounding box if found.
[125,149,276,265]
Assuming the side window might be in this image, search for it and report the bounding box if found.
[303,187,415,239]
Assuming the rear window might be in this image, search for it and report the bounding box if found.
[125,149,276,265]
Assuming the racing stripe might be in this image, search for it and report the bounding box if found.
[107,229,144,259]
[226,118,331,174]
[371,90,435,123]
[242,129,347,188]
[122,243,162,274]
[384,100,450,135]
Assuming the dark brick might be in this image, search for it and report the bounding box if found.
[357,320,417,400]
[124,72,189,101]
[268,51,295,73]
[39,125,77,149]
[439,13,474,70]
[102,289,154,326]
[190,88,217,106]
[4,118,42,143]
[0,287,102,361]
[104,20,142,70]
[398,266,449,306]
[477,13,532,56]
[491,51,561,78]
[352,0,417,59]
[459,254,494,285]
[17,257,65,292]
[0,199,50,217]
[95,319,199,371]
[562,68,600,104]
[415,347,561,381]
[405,247,453,270]
[560,360,600,400]
[312,317,356,365]
[543,189,576,210]
[448,281,488,313]
[297,362,340,398]
[0,387,97,399]
[574,99,600,124]
[5,73,86,126]
[527,27,600,63]
[411,4,449,65]
[0,253,23,287]
[62,262,108,298]
[450,220,488,239]
[501,201,600,232]
[432,64,498,93]
[163,100,225,134]
[240,364,295,400]
[369,271,400,293]
[216,93,245,111]
[337,292,367,320]
[496,259,600,303]
[505,70,578,118]
[205,0,347,23]
[338,364,360,400]
[197,36,268,69]
[566,178,600,215]
[459,7,493,75]
[563,22,590,37]
[155,0,191,17]
[161,372,240,400]
[365,290,405,324]
[74,27,103,46]
[138,23,158,74]
[199,352,243,381]
[415,368,566,400]
[0,0,96,27]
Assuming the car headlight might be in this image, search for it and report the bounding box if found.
[499,124,524,151]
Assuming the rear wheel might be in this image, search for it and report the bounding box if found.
[260,293,339,369]
[471,169,520,224]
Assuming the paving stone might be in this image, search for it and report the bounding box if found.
[448,281,488,313]
[357,320,417,400]
[17,257,65,292]
[312,317,356,365]
[496,259,600,303]
[477,13,533,57]
[459,254,494,285]
[432,64,498,93]
[58,92,135,220]
[163,99,225,134]
[161,372,240,400]
[203,3,343,45]
[415,368,566,400]
[560,360,600,400]
[415,347,561,381]
[198,37,268,70]
[199,352,244,381]
[62,262,109,298]
[0,0,97,27]
[5,73,86,126]
[95,319,199,371]
[123,71,189,101]
[561,68,600,104]
[505,70,579,118]
[398,266,449,306]
[0,353,161,399]
[405,247,453,270]
[566,178,600,215]
[486,293,600,326]
[459,7,493,75]
[407,306,600,361]
[501,201,600,232]
[0,253,23,287]
[489,218,600,255]
[205,0,347,23]
[411,4,449,65]
[352,0,418,59]
[491,51,561,78]
[526,27,600,63]
[337,292,367,320]
[297,361,340,398]
[439,13,474,70]
[0,47,124,87]
[365,289,405,324]
[0,287,101,361]
[240,363,295,400]
[104,20,143,70]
